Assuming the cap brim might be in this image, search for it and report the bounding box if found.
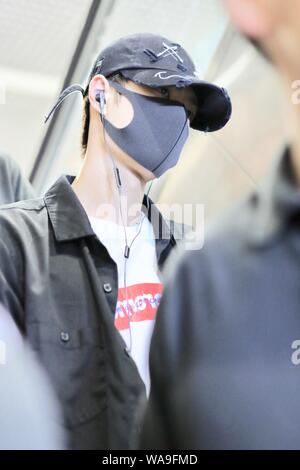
[189,80,232,132]
[120,68,232,132]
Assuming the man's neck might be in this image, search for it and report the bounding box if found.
[71,147,146,226]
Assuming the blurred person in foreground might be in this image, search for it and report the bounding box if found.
[141,0,300,450]
[0,33,231,449]
[0,304,64,449]
[0,153,35,203]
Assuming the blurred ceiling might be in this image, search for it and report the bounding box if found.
[0,0,92,86]
[0,0,92,173]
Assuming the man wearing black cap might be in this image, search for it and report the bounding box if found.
[141,2,300,450]
[0,32,231,449]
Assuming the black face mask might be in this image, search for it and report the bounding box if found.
[102,80,189,177]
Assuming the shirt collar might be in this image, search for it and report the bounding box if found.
[44,175,178,249]
[247,147,300,246]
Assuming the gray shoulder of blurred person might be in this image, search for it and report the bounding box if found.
[0,153,36,204]
[162,185,259,284]
[139,195,257,449]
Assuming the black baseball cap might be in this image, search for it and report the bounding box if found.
[45,32,232,132]
[84,32,232,132]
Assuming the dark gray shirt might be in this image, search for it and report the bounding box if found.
[0,154,35,204]
[141,148,300,450]
[0,174,189,449]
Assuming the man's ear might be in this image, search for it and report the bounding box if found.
[89,74,110,114]
[223,0,272,39]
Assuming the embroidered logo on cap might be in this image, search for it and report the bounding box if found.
[156,42,184,63]
[144,42,184,63]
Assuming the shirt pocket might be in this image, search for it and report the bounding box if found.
[27,321,107,429]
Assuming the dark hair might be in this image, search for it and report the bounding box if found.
[80,72,128,155]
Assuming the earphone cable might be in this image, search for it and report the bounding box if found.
[122,180,153,353]
[100,103,153,354]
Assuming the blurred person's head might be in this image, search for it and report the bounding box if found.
[224,0,300,82]
[224,0,300,178]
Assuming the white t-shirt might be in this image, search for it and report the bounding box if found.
[89,215,163,396]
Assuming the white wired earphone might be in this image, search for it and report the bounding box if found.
[96,88,153,355]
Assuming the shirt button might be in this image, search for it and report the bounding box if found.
[60,331,70,343]
[103,282,112,293]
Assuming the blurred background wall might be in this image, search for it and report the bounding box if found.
[0,0,288,227]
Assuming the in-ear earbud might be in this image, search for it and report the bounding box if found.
[95,89,106,115]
